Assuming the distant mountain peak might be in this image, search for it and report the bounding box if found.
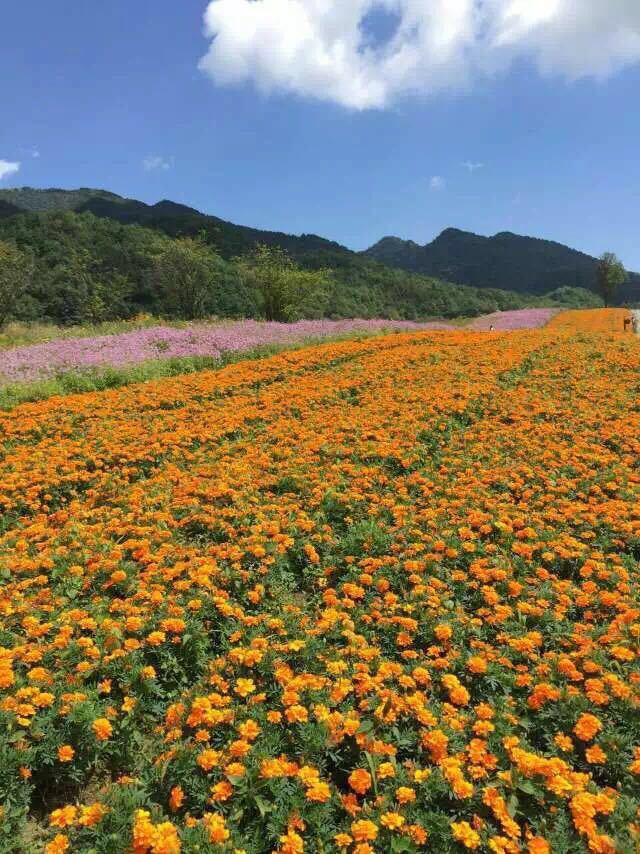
[363,226,638,300]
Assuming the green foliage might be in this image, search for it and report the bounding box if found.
[236,245,330,321]
[542,286,603,308]
[0,192,620,327]
[0,240,34,327]
[152,237,232,320]
[364,228,640,304]
[596,252,627,307]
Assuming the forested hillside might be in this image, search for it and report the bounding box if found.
[0,187,606,326]
[364,227,640,302]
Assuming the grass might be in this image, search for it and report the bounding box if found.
[0,316,246,350]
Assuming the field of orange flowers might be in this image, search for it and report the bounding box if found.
[0,309,638,853]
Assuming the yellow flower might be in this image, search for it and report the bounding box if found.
[380,812,405,831]
[234,678,256,698]
[204,813,230,844]
[451,821,481,849]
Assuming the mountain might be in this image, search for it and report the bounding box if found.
[1,187,633,303]
[0,188,582,328]
[0,187,352,262]
[363,227,640,302]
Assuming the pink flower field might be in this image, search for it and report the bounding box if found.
[0,310,558,386]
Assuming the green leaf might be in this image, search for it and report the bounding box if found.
[254,795,272,817]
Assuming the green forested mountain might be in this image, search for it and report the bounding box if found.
[363,227,640,302]
[0,209,560,325]
[0,187,352,261]
[0,187,610,327]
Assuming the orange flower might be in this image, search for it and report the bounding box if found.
[57,745,75,762]
[573,714,602,742]
[50,806,77,828]
[169,786,184,812]
[351,820,378,842]
[434,624,453,642]
[585,746,607,764]
[396,786,416,804]
[92,717,113,741]
[78,803,108,827]
[348,769,372,796]
[45,835,69,854]
[203,813,230,844]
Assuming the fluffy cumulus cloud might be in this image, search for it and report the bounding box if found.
[199,0,640,109]
[0,160,20,181]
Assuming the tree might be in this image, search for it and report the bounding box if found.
[0,240,34,327]
[236,245,329,322]
[596,252,626,307]
[151,238,220,320]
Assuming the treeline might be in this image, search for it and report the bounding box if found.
[0,210,601,326]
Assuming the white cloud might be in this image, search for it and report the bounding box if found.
[430,175,445,191]
[0,160,20,181]
[32,149,40,159]
[143,155,172,172]
[199,0,640,109]
[463,160,483,173]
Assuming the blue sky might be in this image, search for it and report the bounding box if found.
[1,1,640,267]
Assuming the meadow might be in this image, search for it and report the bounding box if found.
[0,311,556,410]
[0,309,638,853]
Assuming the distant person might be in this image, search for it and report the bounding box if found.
[624,316,632,332]
[489,324,495,331]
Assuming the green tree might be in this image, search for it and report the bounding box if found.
[0,240,34,327]
[151,238,220,320]
[236,245,329,322]
[596,252,626,307]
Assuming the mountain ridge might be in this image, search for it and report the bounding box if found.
[1,186,637,302]
[362,226,640,301]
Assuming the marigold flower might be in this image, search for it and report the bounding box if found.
[78,803,108,827]
[348,769,372,795]
[204,812,230,844]
[351,820,378,842]
[380,812,405,830]
[526,836,550,854]
[57,745,75,762]
[45,835,69,854]
[92,717,113,741]
[585,746,607,764]
[573,713,602,742]
[396,786,416,803]
[169,786,184,812]
[50,806,77,828]
[234,678,256,698]
[278,830,304,854]
[451,821,481,849]
[306,782,331,803]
